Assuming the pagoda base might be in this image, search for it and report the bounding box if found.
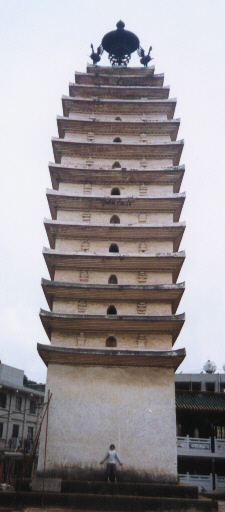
[1,480,217,512]
[35,467,176,485]
[37,362,179,484]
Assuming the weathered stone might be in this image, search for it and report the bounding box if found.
[31,477,62,492]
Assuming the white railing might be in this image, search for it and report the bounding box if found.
[178,473,212,491]
[215,438,225,454]
[177,436,225,456]
[177,435,211,452]
[179,473,225,491]
[216,475,225,488]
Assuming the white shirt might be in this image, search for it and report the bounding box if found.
[102,449,122,465]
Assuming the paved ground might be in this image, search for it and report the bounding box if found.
[0,500,224,512]
[19,506,225,512]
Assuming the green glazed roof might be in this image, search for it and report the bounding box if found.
[176,392,225,411]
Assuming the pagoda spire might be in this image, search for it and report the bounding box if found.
[90,20,152,67]
[37,45,186,487]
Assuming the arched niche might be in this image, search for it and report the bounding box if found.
[106,336,117,347]
[110,215,120,224]
[111,187,120,196]
[107,305,117,315]
[108,274,118,284]
[109,243,119,253]
[112,161,121,169]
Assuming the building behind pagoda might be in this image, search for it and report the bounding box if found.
[37,27,186,484]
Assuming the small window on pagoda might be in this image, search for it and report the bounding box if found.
[108,274,118,284]
[110,215,120,224]
[106,336,117,347]
[115,116,122,121]
[112,161,121,169]
[113,137,122,143]
[111,187,120,196]
[107,305,117,315]
[109,243,119,253]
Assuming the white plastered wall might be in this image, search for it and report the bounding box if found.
[58,183,174,195]
[57,211,173,225]
[37,364,177,482]
[61,156,174,169]
[52,300,171,316]
[53,270,173,285]
[55,239,173,254]
[50,332,173,350]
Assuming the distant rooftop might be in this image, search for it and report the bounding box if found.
[176,391,225,411]
[0,363,45,396]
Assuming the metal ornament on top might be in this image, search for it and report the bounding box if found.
[90,20,152,67]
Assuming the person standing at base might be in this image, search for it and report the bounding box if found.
[100,443,123,482]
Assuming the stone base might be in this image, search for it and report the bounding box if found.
[0,480,218,512]
[37,365,178,483]
[36,467,177,484]
[32,477,62,492]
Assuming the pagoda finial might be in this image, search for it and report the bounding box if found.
[116,20,125,29]
[90,44,103,65]
[89,21,152,67]
[137,45,153,67]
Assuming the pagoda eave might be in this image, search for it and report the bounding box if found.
[44,219,185,251]
[52,138,184,166]
[86,64,156,75]
[43,247,185,282]
[57,116,180,140]
[49,162,185,193]
[46,189,185,222]
[42,278,185,314]
[75,72,164,87]
[37,343,186,370]
[40,309,185,343]
[69,83,170,101]
[62,96,176,119]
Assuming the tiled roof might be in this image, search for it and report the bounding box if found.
[176,392,225,411]
[0,379,45,397]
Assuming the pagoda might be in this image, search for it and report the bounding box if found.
[37,22,186,484]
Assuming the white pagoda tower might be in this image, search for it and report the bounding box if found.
[37,21,186,485]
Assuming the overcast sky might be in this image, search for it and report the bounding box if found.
[0,0,225,382]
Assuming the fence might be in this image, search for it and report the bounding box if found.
[177,436,225,455]
[178,473,225,491]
